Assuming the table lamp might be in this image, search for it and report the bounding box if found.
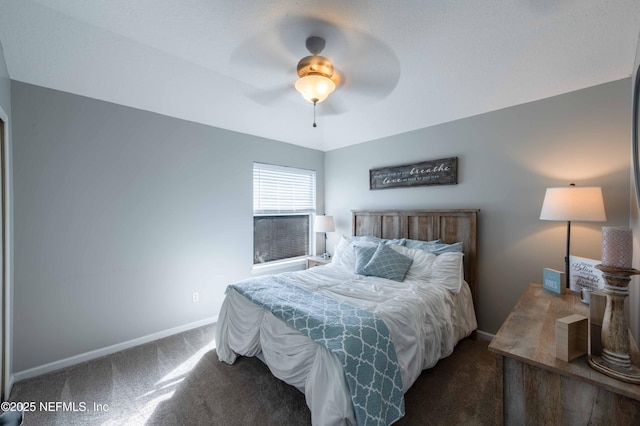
[539,183,606,288]
[314,215,335,259]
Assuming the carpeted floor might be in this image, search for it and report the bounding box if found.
[9,323,502,425]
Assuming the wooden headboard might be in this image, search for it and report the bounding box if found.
[352,209,479,311]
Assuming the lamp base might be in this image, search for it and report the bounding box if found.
[588,355,640,384]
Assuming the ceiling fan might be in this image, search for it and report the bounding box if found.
[294,36,337,127]
[230,16,401,127]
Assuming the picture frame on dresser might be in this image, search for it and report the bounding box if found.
[568,255,605,294]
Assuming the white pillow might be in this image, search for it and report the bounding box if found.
[332,236,377,271]
[391,245,464,293]
[390,245,436,279]
[331,235,352,267]
[429,252,464,293]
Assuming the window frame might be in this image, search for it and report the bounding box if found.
[252,162,316,268]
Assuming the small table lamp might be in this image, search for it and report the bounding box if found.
[539,184,607,288]
[314,215,335,259]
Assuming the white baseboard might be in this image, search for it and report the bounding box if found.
[12,320,495,386]
[476,329,495,341]
[12,316,218,384]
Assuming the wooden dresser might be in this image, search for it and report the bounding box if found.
[489,283,640,425]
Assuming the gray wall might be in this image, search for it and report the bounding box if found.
[9,77,635,372]
[0,44,10,110]
[325,79,632,335]
[11,82,324,372]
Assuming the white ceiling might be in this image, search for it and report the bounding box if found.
[1,1,640,152]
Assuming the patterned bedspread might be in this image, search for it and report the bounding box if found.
[229,275,405,426]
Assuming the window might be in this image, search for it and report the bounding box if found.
[253,162,316,264]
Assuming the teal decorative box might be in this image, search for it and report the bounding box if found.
[543,268,565,295]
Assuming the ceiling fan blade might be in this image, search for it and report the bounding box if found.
[230,31,297,73]
[246,84,293,106]
[319,95,348,116]
[338,36,401,100]
[342,67,400,99]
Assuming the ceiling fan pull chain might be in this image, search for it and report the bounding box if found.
[313,100,318,127]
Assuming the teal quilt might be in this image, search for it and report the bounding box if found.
[229,276,405,425]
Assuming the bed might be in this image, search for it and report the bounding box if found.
[216,209,479,425]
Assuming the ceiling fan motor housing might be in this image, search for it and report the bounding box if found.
[296,55,334,79]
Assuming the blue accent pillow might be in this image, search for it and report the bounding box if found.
[404,239,442,250]
[352,235,383,243]
[352,235,405,246]
[425,242,463,255]
[360,243,414,282]
[353,244,378,275]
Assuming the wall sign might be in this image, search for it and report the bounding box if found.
[369,157,458,190]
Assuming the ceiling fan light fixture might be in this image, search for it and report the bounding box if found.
[294,37,336,127]
[295,74,336,103]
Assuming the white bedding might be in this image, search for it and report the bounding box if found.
[216,258,477,425]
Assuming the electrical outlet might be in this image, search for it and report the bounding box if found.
[192,292,199,303]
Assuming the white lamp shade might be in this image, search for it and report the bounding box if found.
[314,215,335,233]
[295,75,336,103]
[540,186,606,222]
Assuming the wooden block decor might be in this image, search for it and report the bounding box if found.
[589,291,606,356]
[556,314,588,362]
[543,268,565,295]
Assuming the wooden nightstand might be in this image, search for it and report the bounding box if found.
[306,255,331,269]
[489,284,640,424]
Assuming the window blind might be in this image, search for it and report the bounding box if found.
[253,162,316,215]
